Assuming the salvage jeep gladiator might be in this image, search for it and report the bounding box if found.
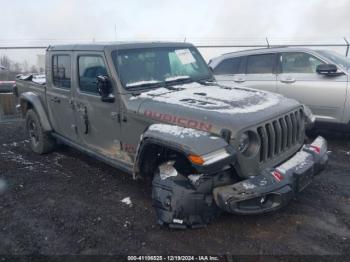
[14,42,328,228]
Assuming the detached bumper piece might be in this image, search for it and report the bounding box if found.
[152,169,235,229]
[213,136,328,215]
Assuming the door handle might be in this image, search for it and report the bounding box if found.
[280,78,296,83]
[51,97,61,103]
[233,78,246,83]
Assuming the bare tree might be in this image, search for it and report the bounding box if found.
[30,65,38,74]
[22,60,29,73]
[0,55,11,70]
[13,63,22,73]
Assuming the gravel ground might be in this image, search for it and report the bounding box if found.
[0,120,349,256]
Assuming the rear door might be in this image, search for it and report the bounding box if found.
[243,53,278,93]
[46,53,77,140]
[276,52,348,123]
[73,52,127,162]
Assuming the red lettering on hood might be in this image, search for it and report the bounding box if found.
[144,110,212,132]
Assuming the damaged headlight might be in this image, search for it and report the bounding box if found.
[238,132,250,153]
[235,131,259,157]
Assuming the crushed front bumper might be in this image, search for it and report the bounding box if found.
[213,136,328,215]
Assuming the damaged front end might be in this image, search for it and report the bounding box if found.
[213,136,327,214]
[152,162,236,229]
[152,136,328,228]
[152,145,237,229]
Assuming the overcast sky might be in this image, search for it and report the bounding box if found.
[1,0,350,64]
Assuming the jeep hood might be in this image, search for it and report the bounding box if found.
[132,82,301,135]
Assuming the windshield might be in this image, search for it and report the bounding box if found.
[112,47,212,89]
[316,50,350,70]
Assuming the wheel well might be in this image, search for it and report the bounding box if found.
[0,104,3,116]
[138,143,196,178]
[20,99,33,117]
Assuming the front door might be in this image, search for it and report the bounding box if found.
[276,52,348,123]
[73,53,127,163]
[213,56,247,88]
[46,53,77,141]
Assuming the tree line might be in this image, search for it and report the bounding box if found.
[0,54,44,81]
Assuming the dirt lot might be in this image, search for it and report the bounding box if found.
[0,120,349,256]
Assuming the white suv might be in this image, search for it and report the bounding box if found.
[209,47,350,129]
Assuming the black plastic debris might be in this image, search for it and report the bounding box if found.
[152,163,235,229]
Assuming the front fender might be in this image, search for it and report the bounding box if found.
[20,92,52,131]
[134,124,236,176]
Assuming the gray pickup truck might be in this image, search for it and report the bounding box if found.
[14,42,328,228]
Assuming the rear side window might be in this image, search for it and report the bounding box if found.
[246,54,275,74]
[78,56,107,94]
[52,55,71,88]
[213,57,241,75]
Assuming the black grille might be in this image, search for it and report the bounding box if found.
[257,109,304,162]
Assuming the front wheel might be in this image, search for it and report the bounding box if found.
[26,109,56,154]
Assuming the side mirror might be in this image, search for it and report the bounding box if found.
[97,75,115,103]
[316,64,339,76]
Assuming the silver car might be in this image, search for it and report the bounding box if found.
[209,47,350,128]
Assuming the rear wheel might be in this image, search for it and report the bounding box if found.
[0,105,4,120]
[26,109,56,154]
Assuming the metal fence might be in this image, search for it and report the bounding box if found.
[0,37,349,78]
[0,37,349,56]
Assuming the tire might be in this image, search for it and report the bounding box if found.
[25,109,56,154]
[0,105,4,120]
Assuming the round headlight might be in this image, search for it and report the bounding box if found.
[236,131,260,157]
[238,132,250,153]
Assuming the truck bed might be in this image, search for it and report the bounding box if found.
[15,75,47,111]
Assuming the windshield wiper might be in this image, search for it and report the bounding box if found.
[165,76,193,86]
[195,76,216,85]
[126,80,163,89]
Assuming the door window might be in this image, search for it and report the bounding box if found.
[78,56,108,94]
[52,55,71,88]
[213,57,241,75]
[246,54,275,74]
[280,52,324,73]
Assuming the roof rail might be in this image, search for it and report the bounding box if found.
[220,45,293,56]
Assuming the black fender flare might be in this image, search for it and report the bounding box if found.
[20,92,52,131]
[133,124,236,178]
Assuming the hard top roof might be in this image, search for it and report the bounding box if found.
[48,41,194,51]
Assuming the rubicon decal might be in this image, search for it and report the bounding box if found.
[144,110,212,132]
